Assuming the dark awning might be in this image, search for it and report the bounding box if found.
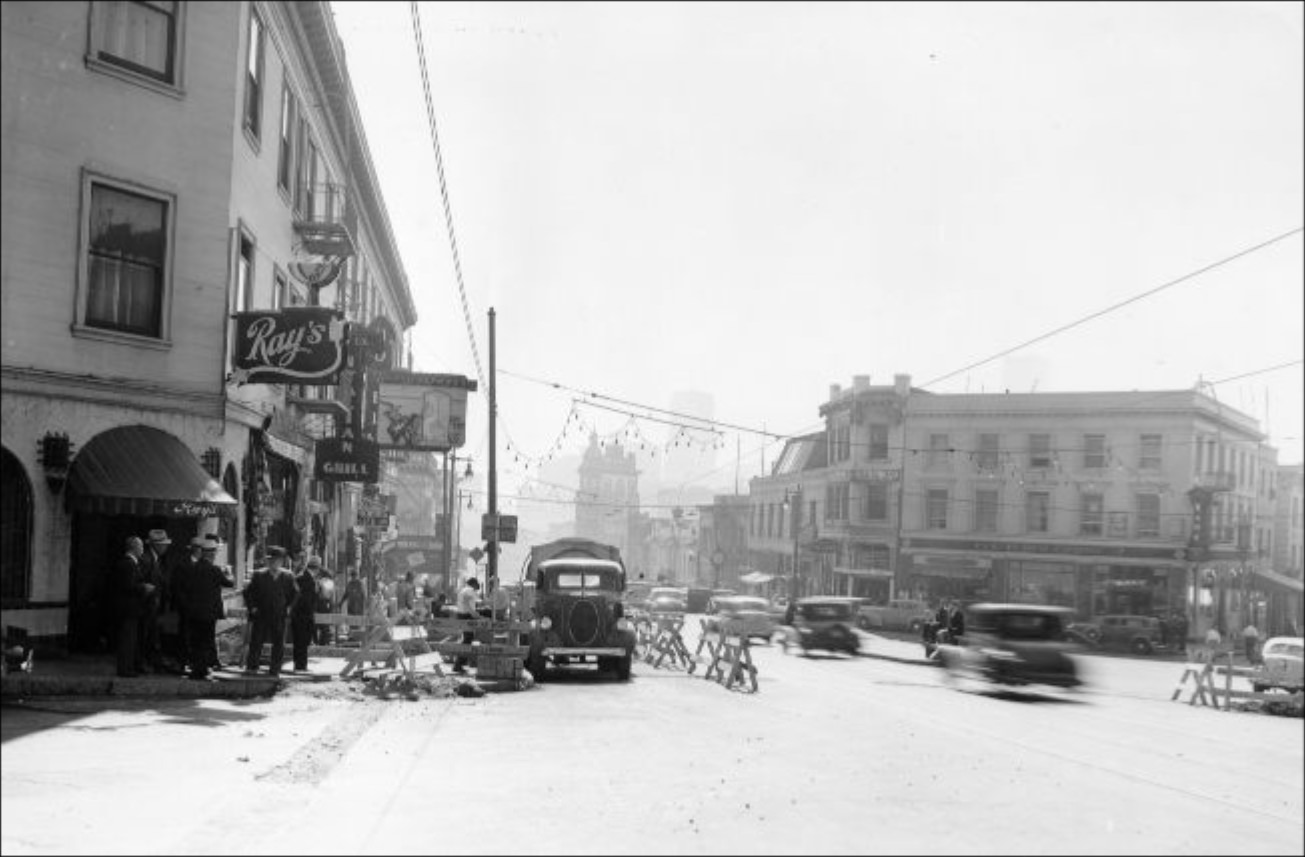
[67,425,238,518]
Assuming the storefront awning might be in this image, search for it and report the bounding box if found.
[67,425,238,518]
[739,571,775,585]
[1251,568,1304,595]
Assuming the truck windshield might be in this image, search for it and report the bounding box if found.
[549,570,621,591]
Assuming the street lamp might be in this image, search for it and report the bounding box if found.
[782,486,803,600]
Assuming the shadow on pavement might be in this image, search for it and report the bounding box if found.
[1,697,269,743]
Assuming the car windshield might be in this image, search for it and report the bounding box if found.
[1265,641,1304,658]
[800,603,853,620]
[547,570,621,592]
[990,612,1064,640]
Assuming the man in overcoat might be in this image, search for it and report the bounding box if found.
[112,536,151,677]
[184,537,234,680]
[243,546,297,676]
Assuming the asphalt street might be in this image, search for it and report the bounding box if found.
[2,627,1300,855]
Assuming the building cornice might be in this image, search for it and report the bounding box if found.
[1,365,224,420]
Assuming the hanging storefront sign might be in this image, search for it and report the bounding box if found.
[230,307,347,385]
[313,433,380,483]
[377,371,476,452]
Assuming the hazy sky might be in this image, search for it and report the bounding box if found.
[331,1,1305,510]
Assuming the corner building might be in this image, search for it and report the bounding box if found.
[1,2,415,651]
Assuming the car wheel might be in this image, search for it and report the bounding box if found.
[857,617,870,631]
[1131,638,1153,656]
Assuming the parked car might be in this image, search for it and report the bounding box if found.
[1090,614,1167,655]
[937,603,1081,691]
[647,587,687,614]
[704,595,778,643]
[856,598,933,633]
[1252,636,1304,694]
[781,597,860,656]
[706,589,737,613]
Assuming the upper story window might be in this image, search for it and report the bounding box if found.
[89,1,180,87]
[868,424,889,460]
[976,433,1000,472]
[1080,493,1104,537]
[272,268,288,310]
[1026,491,1051,533]
[234,231,255,314]
[243,8,265,141]
[926,489,948,530]
[975,489,999,533]
[862,483,888,521]
[826,484,849,522]
[830,422,850,463]
[277,85,298,194]
[1029,433,1053,469]
[1135,493,1160,538]
[1083,434,1107,469]
[82,178,171,340]
[926,433,950,466]
[1139,434,1162,471]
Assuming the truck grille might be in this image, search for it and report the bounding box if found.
[567,600,600,646]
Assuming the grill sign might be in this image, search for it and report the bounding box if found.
[231,308,346,384]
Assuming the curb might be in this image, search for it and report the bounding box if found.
[1,673,281,700]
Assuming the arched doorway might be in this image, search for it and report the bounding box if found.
[1,446,34,606]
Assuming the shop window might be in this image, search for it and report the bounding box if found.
[0,448,33,606]
[926,489,948,530]
[79,177,172,341]
[88,1,182,88]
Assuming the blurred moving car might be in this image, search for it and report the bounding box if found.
[704,595,778,643]
[1253,636,1304,694]
[937,603,1081,691]
[856,598,932,633]
[706,589,737,613]
[782,597,860,656]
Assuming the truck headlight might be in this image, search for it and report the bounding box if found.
[539,616,552,631]
[616,618,632,632]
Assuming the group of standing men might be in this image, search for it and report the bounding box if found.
[112,529,233,679]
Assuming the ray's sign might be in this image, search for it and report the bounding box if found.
[230,308,347,385]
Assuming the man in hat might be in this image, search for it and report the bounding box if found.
[289,555,320,671]
[452,577,481,674]
[184,536,234,680]
[139,529,172,673]
[112,536,151,677]
[170,536,207,675]
[243,546,297,676]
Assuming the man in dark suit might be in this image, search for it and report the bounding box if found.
[184,536,234,680]
[112,536,151,677]
[289,555,319,671]
[243,546,296,676]
[138,529,172,673]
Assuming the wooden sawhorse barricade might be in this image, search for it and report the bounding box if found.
[643,611,693,670]
[1171,653,1305,711]
[425,616,532,681]
[689,618,758,692]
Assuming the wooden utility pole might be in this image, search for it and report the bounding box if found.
[487,308,498,585]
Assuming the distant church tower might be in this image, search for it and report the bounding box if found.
[576,433,641,562]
